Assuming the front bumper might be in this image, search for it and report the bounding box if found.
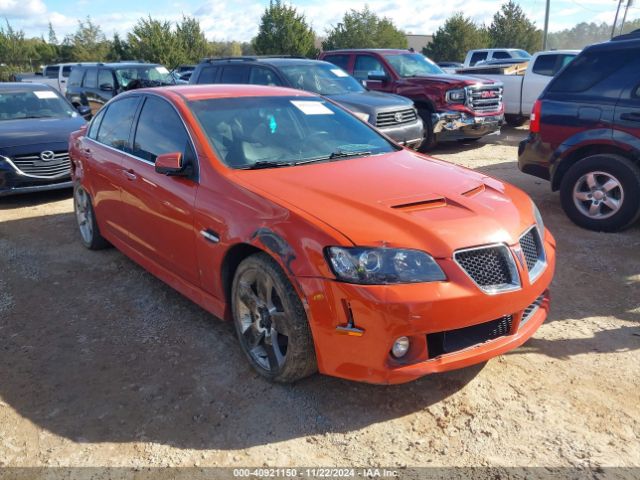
[432,111,503,140]
[378,118,424,149]
[0,162,72,197]
[298,230,556,384]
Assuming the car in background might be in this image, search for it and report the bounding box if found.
[518,34,640,231]
[70,84,555,384]
[463,50,578,126]
[189,57,424,148]
[320,49,504,149]
[0,83,88,196]
[15,63,97,95]
[437,61,463,74]
[65,62,176,115]
[463,49,531,67]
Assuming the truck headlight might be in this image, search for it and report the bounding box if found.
[326,247,446,284]
[446,88,465,104]
[352,111,370,123]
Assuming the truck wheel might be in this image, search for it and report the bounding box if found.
[560,154,640,232]
[74,184,110,250]
[231,253,317,383]
[505,115,527,127]
[417,109,437,151]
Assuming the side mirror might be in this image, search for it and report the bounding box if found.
[155,152,187,176]
[76,105,92,118]
[99,83,114,92]
[367,70,388,82]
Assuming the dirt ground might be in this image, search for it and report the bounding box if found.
[0,125,639,472]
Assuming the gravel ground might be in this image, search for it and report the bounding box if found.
[0,125,639,472]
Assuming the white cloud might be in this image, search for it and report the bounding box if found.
[0,0,46,18]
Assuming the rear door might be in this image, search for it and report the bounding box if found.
[119,95,200,285]
[82,67,101,115]
[613,57,640,145]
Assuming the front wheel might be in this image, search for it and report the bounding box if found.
[559,154,640,232]
[417,109,437,152]
[74,185,110,249]
[231,253,317,383]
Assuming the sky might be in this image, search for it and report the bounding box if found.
[1,0,639,42]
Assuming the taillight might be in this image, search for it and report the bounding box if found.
[530,99,542,134]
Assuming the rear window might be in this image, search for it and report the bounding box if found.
[44,66,59,78]
[492,51,511,59]
[62,66,72,78]
[68,68,84,87]
[470,52,487,66]
[220,65,249,83]
[83,68,98,88]
[323,55,350,70]
[195,66,218,84]
[548,48,633,93]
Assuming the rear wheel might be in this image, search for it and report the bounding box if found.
[73,185,110,250]
[417,109,437,151]
[560,154,640,232]
[231,253,317,383]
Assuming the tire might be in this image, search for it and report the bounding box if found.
[417,109,437,152]
[73,184,110,250]
[559,154,640,232]
[505,114,527,127]
[457,137,482,143]
[231,253,317,383]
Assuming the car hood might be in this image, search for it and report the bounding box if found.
[326,90,413,111]
[400,73,497,86]
[235,150,534,257]
[0,116,86,149]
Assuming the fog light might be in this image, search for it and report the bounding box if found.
[391,336,410,358]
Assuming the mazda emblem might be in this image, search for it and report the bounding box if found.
[40,151,55,161]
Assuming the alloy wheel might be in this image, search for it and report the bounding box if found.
[572,171,624,220]
[74,187,94,244]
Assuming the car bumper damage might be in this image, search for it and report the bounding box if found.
[432,111,503,140]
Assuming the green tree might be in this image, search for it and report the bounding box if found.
[0,20,31,66]
[47,22,58,45]
[65,17,110,61]
[108,32,132,61]
[176,15,208,63]
[488,1,542,52]
[128,16,185,66]
[423,13,489,62]
[253,0,317,57]
[322,6,407,50]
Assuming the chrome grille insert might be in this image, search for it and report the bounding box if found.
[519,226,547,283]
[375,108,418,128]
[465,85,503,113]
[454,243,520,294]
[10,151,71,179]
[520,293,545,327]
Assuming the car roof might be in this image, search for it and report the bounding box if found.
[131,84,317,102]
[323,49,409,55]
[77,62,160,69]
[201,57,332,67]
[0,82,56,91]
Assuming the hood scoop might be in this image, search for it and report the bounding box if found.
[391,197,447,212]
[461,183,486,197]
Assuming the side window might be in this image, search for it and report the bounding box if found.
[62,66,72,78]
[44,66,59,78]
[98,69,114,89]
[83,68,98,88]
[249,67,281,86]
[492,51,511,59]
[87,107,107,139]
[470,52,487,66]
[132,96,193,164]
[354,55,385,81]
[68,68,84,87]
[220,65,249,83]
[324,55,350,71]
[196,66,219,84]
[96,97,139,151]
[633,85,640,99]
[532,54,558,76]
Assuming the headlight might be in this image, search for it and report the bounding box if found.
[352,111,370,123]
[446,88,465,103]
[326,247,446,284]
[532,200,545,238]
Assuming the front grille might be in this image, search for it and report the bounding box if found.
[519,226,546,282]
[375,108,418,128]
[454,244,520,293]
[466,86,503,113]
[427,315,513,359]
[11,151,70,178]
[520,293,545,327]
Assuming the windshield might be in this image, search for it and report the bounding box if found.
[385,53,444,77]
[115,66,173,88]
[513,50,531,59]
[0,89,78,120]
[279,63,365,95]
[188,96,396,169]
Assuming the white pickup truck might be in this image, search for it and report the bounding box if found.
[463,50,579,126]
[16,63,95,95]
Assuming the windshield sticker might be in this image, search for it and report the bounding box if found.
[269,115,277,133]
[156,66,169,74]
[331,68,349,77]
[33,90,58,99]
[290,100,334,115]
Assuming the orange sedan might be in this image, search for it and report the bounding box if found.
[69,85,555,384]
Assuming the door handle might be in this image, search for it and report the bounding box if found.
[123,169,137,181]
[200,229,220,244]
[620,112,640,122]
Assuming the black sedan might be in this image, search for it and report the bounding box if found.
[0,83,89,196]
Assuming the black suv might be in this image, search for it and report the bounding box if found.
[66,62,175,116]
[189,57,424,148]
[518,32,640,232]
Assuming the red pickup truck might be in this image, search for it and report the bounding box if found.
[319,49,504,149]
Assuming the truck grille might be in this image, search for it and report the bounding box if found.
[519,226,546,282]
[466,85,503,113]
[375,108,417,128]
[10,151,70,178]
[454,244,520,294]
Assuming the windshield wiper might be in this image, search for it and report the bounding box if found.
[294,150,372,165]
[242,160,295,170]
